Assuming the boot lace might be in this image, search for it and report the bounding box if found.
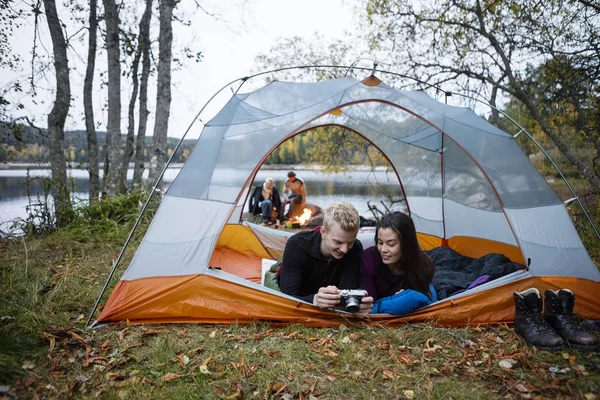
[527,311,555,335]
[557,313,586,332]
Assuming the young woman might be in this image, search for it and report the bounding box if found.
[360,211,437,315]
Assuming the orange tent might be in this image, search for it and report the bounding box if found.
[92,75,600,326]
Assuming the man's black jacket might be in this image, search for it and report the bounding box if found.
[279,229,363,304]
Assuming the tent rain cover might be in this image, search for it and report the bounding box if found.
[96,76,600,326]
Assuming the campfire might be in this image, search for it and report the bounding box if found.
[288,208,313,228]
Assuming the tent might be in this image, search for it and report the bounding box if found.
[94,75,600,327]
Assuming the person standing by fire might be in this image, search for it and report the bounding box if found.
[282,171,307,219]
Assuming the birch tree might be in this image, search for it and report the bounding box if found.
[117,0,153,194]
[42,0,72,225]
[102,0,121,196]
[84,0,100,204]
[132,0,153,189]
[148,0,177,184]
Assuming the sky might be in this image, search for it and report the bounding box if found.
[1,0,355,140]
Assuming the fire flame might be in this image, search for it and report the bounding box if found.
[291,208,312,225]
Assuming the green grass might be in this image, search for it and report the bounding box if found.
[1,193,599,399]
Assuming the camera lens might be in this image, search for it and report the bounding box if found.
[344,297,360,313]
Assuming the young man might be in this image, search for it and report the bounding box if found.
[282,170,307,218]
[279,202,374,318]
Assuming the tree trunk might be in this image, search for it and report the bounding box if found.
[43,0,72,226]
[132,0,153,189]
[102,0,121,196]
[84,0,100,204]
[148,0,176,184]
[117,41,141,194]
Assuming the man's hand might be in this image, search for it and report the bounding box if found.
[353,295,374,319]
[313,286,341,309]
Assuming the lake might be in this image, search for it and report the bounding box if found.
[0,166,409,235]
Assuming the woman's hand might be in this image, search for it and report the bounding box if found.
[313,286,341,308]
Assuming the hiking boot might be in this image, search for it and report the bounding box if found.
[543,289,599,351]
[514,288,564,351]
[580,320,600,333]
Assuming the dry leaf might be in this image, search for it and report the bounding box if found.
[262,348,281,357]
[515,383,528,393]
[199,365,210,374]
[383,370,394,380]
[118,328,128,341]
[162,372,182,382]
[403,389,415,399]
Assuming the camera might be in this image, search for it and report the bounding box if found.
[339,289,367,313]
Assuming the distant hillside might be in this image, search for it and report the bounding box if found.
[0,123,197,164]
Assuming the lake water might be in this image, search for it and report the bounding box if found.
[0,166,408,235]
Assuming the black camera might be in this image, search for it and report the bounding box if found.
[339,289,367,313]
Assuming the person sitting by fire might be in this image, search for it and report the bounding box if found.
[248,177,282,225]
[278,202,374,318]
[282,171,307,219]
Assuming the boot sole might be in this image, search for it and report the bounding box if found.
[565,342,600,351]
[515,332,565,351]
[530,343,565,351]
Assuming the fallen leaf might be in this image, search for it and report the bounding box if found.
[210,330,217,338]
[162,372,183,382]
[342,336,351,344]
[199,365,210,374]
[271,381,289,397]
[403,389,415,399]
[498,359,517,369]
[383,370,394,380]
[262,349,281,357]
[22,362,35,370]
[514,383,528,393]
[118,328,128,341]
[187,346,204,355]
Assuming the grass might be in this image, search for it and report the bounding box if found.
[0,193,599,399]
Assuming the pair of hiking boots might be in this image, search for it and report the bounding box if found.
[513,288,599,351]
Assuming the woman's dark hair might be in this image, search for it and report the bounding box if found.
[375,212,435,298]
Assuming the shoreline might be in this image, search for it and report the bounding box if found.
[0,162,390,172]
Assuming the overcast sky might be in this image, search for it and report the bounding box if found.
[1,0,355,140]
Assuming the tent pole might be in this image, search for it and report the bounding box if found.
[85,77,248,328]
[451,92,600,242]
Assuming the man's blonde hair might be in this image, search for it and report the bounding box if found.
[323,202,360,232]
